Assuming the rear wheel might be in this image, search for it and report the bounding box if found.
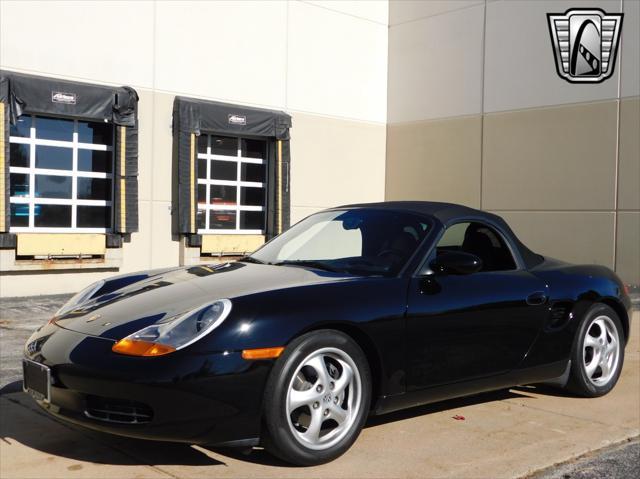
[262,330,371,465]
[566,304,625,397]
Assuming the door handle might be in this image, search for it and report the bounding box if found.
[526,291,547,306]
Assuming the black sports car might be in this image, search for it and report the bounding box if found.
[23,202,632,465]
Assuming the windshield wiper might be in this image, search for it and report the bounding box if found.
[239,256,266,265]
[273,260,345,273]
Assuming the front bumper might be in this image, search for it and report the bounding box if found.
[23,323,272,446]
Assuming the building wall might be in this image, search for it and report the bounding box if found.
[386,0,640,285]
[0,0,388,297]
[1,0,638,298]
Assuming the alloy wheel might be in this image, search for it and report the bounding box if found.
[285,347,362,451]
[582,315,620,386]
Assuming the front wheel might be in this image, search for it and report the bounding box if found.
[566,304,625,397]
[262,330,371,466]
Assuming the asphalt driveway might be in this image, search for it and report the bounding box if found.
[0,297,638,478]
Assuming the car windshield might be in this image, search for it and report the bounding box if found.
[248,209,431,276]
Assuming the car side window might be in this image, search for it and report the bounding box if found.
[436,222,517,272]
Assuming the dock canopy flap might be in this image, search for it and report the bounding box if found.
[0,70,139,235]
[173,96,292,239]
[174,96,291,139]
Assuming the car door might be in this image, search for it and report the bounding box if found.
[405,221,548,391]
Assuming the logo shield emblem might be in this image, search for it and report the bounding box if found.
[547,9,623,83]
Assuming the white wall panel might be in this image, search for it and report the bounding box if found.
[305,0,388,25]
[484,0,622,113]
[387,4,484,123]
[154,0,287,109]
[0,0,154,88]
[287,0,388,122]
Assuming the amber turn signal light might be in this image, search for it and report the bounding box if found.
[242,346,284,360]
[112,339,176,357]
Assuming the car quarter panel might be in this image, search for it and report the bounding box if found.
[518,260,632,370]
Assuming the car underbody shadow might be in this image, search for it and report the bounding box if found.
[512,383,578,398]
[0,387,225,467]
[365,388,532,428]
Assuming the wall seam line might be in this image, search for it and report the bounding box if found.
[479,0,488,211]
[148,0,158,270]
[390,1,484,27]
[612,0,624,271]
[299,0,387,26]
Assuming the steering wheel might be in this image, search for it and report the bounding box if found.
[376,248,404,259]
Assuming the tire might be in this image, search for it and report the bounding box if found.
[262,329,371,466]
[566,303,625,397]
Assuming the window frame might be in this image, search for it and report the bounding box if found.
[8,114,115,233]
[417,218,525,276]
[196,134,267,235]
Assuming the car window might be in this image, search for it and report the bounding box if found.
[436,222,517,272]
[277,220,363,260]
[250,209,431,276]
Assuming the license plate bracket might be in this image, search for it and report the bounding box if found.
[22,359,51,403]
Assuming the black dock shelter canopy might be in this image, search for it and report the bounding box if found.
[172,96,292,243]
[0,70,139,244]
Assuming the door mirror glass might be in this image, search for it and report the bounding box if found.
[430,251,482,276]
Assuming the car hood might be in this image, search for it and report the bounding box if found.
[54,262,351,340]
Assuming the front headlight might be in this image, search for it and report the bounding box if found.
[112,299,232,357]
[55,280,106,317]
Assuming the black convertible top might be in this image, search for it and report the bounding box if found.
[339,201,492,225]
[336,201,544,268]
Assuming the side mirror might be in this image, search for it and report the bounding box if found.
[429,251,482,276]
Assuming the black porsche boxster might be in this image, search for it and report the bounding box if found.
[23,202,631,465]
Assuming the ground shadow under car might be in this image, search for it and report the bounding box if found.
[1,381,562,468]
[0,384,225,467]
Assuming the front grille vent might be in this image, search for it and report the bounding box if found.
[84,395,153,424]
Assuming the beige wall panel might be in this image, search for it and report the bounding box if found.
[290,112,386,209]
[0,271,115,298]
[495,211,615,268]
[484,0,621,113]
[616,211,640,284]
[618,98,640,210]
[154,1,287,109]
[287,1,388,122]
[306,1,388,25]
[151,91,176,202]
[0,1,154,88]
[136,89,154,202]
[385,116,482,208]
[389,0,483,26]
[150,201,179,269]
[120,200,152,273]
[483,101,618,211]
[387,4,484,123]
[622,0,640,98]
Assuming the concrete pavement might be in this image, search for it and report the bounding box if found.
[0,308,638,478]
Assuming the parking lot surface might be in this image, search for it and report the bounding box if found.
[0,299,638,478]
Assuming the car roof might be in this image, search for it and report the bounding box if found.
[335,201,498,225]
[333,201,545,269]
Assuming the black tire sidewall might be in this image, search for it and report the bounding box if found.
[569,304,625,397]
[262,330,371,466]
